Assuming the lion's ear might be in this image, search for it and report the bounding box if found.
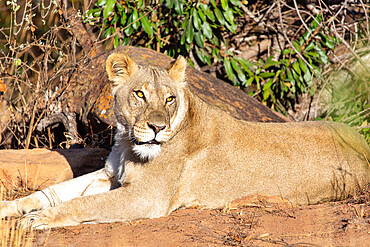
[106,53,139,84]
[167,56,187,87]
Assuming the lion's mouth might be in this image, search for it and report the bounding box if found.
[132,139,161,145]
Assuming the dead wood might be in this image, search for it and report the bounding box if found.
[83,46,289,126]
[31,44,289,149]
[0,148,108,190]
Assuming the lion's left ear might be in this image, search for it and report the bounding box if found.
[106,53,139,84]
[167,56,187,87]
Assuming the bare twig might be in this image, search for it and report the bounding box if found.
[277,0,323,82]
[330,22,370,74]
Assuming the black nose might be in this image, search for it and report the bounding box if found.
[148,123,166,134]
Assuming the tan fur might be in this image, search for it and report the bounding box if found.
[1,54,370,229]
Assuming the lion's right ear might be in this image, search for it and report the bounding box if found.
[106,53,139,84]
[167,56,187,88]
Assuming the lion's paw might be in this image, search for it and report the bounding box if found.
[1,200,20,218]
[17,212,49,230]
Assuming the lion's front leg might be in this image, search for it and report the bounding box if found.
[17,184,170,229]
[1,168,113,218]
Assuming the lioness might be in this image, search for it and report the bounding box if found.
[1,54,370,229]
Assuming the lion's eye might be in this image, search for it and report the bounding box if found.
[134,90,145,100]
[166,96,175,103]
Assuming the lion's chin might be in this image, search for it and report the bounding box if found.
[132,143,161,161]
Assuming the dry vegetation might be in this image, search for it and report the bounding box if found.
[0,0,369,150]
[1,186,34,247]
[0,0,369,246]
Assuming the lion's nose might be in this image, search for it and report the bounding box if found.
[147,123,166,134]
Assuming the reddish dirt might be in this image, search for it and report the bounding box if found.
[31,193,370,247]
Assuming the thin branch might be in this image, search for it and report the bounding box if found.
[330,22,370,74]
[277,0,323,82]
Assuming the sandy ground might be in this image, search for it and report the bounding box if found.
[31,192,370,247]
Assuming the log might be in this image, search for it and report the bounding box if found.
[79,46,289,126]
[0,148,108,190]
[33,46,289,149]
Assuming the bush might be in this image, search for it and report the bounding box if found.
[85,1,337,113]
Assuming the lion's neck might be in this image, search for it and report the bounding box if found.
[172,89,204,136]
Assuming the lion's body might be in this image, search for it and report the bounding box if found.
[1,54,370,229]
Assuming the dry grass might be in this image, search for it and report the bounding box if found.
[0,217,33,247]
[0,186,34,247]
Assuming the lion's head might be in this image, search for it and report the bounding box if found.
[106,53,188,160]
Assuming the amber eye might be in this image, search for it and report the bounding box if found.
[166,96,175,103]
[134,90,145,99]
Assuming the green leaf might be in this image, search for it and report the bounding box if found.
[141,15,153,36]
[195,46,211,65]
[263,79,273,90]
[201,21,213,39]
[198,8,206,21]
[14,58,21,66]
[282,49,293,55]
[224,21,236,33]
[103,0,116,19]
[111,12,118,24]
[93,10,102,18]
[229,0,241,6]
[98,0,107,6]
[298,58,308,74]
[180,31,186,45]
[105,26,113,38]
[231,58,246,83]
[320,33,335,50]
[224,58,234,81]
[181,14,189,29]
[264,59,281,69]
[174,0,183,15]
[116,2,123,12]
[311,14,322,29]
[214,7,225,25]
[304,51,319,58]
[292,61,301,75]
[286,68,293,80]
[234,57,253,76]
[303,68,312,84]
[86,8,100,16]
[124,15,133,36]
[114,34,119,48]
[185,42,191,52]
[221,0,228,10]
[259,72,275,78]
[201,4,215,22]
[303,31,310,41]
[120,12,127,26]
[194,31,204,48]
[232,76,240,87]
[137,0,145,8]
[211,47,218,57]
[223,6,234,25]
[255,75,261,88]
[308,85,314,96]
[262,79,273,101]
[132,9,140,29]
[313,45,328,64]
[292,40,301,54]
[166,0,174,8]
[122,37,129,45]
[156,36,163,48]
[245,77,254,87]
[192,9,201,30]
[304,42,315,52]
[186,20,194,44]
